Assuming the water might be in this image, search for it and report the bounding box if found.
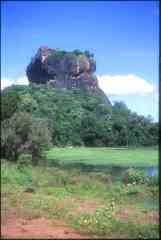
[83,165,159,178]
[49,158,158,178]
[109,166,159,180]
[145,166,158,177]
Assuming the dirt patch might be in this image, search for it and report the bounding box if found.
[116,207,159,225]
[74,199,101,215]
[1,215,89,239]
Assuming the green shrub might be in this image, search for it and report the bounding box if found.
[150,185,159,196]
[75,200,116,235]
[74,204,159,238]
[137,223,159,239]
[14,170,33,186]
[1,161,32,186]
[1,88,21,120]
[148,175,158,186]
[126,183,143,195]
[111,221,159,239]
[123,168,148,184]
[17,154,32,170]
[1,112,52,165]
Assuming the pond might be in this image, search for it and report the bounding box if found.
[74,164,158,177]
[48,159,158,179]
[145,166,158,177]
[102,166,159,181]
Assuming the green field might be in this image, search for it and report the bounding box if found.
[47,147,158,167]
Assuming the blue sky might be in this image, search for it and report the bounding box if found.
[1,1,159,121]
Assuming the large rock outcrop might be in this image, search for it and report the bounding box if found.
[26,47,110,104]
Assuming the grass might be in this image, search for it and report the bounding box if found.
[1,148,159,239]
[47,147,158,167]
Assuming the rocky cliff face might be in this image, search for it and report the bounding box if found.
[26,47,110,104]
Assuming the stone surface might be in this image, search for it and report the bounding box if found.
[26,47,110,104]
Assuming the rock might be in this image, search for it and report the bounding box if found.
[26,47,110,103]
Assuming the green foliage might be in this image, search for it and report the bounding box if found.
[111,102,158,146]
[49,48,94,59]
[110,221,159,239]
[125,183,144,195]
[17,154,32,170]
[1,112,52,164]
[76,202,115,235]
[73,49,83,56]
[1,112,32,161]
[84,50,94,59]
[148,175,158,186]
[1,87,21,120]
[47,147,158,168]
[27,119,52,165]
[1,161,32,186]
[1,85,158,148]
[1,161,159,239]
[136,224,159,239]
[48,50,67,62]
[74,200,159,238]
[123,168,148,184]
[19,93,38,112]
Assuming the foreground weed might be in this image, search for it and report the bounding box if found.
[73,200,116,235]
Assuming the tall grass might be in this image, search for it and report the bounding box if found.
[1,157,159,239]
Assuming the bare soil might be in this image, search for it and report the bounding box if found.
[74,199,100,215]
[1,211,89,239]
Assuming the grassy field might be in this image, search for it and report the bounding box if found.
[47,147,158,167]
[1,147,159,238]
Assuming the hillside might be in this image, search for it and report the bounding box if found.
[2,84,158,147]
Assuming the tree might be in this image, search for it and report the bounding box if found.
[73,49,83,56]
[27,119,52,165]
[1,89,21,120]
[1,112,32,161]
[1,85,158,148]
[81,113,98,146]
[84,50,94,59]
[111,101,130,146]
[1,112,52,164]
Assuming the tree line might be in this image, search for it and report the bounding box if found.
[1,84,158,164]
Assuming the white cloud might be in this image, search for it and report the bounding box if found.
[1,78,15,90]
[97,74,155,96]
[1,76,29,90]
[16,76,29,85]
[1,74,156,97]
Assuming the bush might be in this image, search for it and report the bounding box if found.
[148,175,158,186]
[126,183,143,195]
[27,119,52,165]
[76,201,116,236]
[1,88,21,120]
[1,161,32,185]
[73,49,83,56]
[1,112,52,165]
[123,168,148,184]
[17,154,32,170]
[1,112,32,161]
